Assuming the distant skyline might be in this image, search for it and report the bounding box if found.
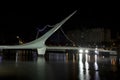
[0,3,119,43]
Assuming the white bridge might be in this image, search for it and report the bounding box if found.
[46,46,117,55]
[0,10,117,55]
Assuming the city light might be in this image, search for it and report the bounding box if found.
[85,49,89,53]
[79,49,83,53]
[95,50,99,54]
[95,48,99,54]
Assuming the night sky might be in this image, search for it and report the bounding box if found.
[0,2,119,44]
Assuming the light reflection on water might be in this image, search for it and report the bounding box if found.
[0,50,119,80]
[79,53,100,80]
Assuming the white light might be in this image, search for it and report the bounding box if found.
[85,49,89,53]
[102,56,104,58]
[95,50,99,54]
[79,49,83,53]
[95,50,98,53]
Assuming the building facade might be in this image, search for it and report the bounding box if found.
[67,28,111,47]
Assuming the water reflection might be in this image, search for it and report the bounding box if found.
[94,55,98,71]
[0,50,119,80]
[85,54,89,70]
[79,53,84,80]
[78,51,118,80]
[95,72,100,80]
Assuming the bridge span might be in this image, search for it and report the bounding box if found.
[46,46,117,55]
[0,10,117,56]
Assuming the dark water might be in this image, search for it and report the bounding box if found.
[0,50,119,80]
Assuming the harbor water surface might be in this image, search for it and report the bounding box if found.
[0,50,119,80]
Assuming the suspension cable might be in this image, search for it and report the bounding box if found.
[36,25,75,45]
[36,25,52,39]
[60,28,75,44]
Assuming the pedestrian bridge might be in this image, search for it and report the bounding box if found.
[46,46,117,55]
[0,10,117,56]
